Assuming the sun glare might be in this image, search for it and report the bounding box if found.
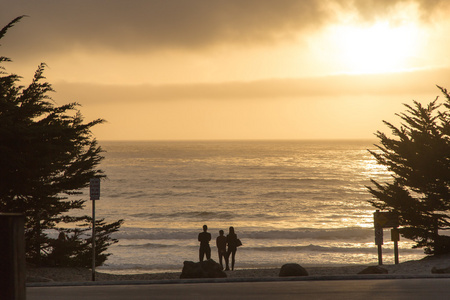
[331,21,421,74]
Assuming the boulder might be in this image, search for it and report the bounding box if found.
[279,263,308,277]
[358,266,388,274]
[180,259,227,279]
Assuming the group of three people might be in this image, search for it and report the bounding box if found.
[198,224,240,271]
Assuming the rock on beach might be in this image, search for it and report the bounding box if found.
[180,259,227,279]
[279,263,308,277]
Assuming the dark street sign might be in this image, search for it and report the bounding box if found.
[374,211,399,228]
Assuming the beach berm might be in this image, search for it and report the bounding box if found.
[26,255,450,283]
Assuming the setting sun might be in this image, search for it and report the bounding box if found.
[332,21,422,74]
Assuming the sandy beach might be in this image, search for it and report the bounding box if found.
[26,254,450,283]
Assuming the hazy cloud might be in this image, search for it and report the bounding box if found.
[53,68,450,104]
[1,0,448,56]
[1,0,331,55]
[348,0,449,21]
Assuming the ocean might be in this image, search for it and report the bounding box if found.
[78,140,426,274]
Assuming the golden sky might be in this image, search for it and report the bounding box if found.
[2,0,450,140]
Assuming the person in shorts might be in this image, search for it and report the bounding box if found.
[216,230,227,269]
[198,224,211,261]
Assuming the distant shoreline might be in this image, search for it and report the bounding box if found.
[98,139,379,144]
[27,255,450,283]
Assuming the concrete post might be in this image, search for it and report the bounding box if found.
[0,213,26,300]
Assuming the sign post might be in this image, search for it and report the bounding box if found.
[373,210,399,265]
[90,178,100,281]
[374,226,383,265]
[391,227,400,264]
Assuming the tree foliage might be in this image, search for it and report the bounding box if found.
[368,86,450,255]
[0,16,123,267]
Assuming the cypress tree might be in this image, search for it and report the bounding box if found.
[368,86,450,255]
[0,16,123,267]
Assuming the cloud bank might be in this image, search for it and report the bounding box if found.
[1,0,448,56]
[53,68,450,105]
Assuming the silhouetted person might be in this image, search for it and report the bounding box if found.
[216,230,227,269]
[52,232,67,266]
[198,224,211,261]
[225,226,239,271]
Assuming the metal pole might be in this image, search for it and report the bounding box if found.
[90,177,100,282]
[92,198,96,281]
[391,227,400,265]
[394,241,399,264]
[377,244,383,265]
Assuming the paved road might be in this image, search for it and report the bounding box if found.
[27,278,450,300]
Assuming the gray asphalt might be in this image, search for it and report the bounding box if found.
[27,277,450,300]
